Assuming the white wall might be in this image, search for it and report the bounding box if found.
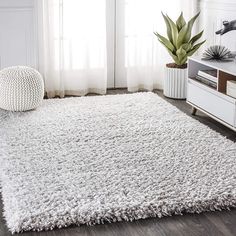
[199,0,236,53]
[0,0,37,69]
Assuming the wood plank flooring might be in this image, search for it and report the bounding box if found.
[1,90,236,236]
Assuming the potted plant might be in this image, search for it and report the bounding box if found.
[154,12,205,99]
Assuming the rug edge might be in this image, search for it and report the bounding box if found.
[7,194,236,233]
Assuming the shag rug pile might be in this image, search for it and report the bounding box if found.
[0,92,236,233]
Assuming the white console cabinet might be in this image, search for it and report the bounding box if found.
[187,57,236,131]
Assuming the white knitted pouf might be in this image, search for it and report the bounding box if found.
[0,66,44,111]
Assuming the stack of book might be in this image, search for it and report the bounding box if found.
[195,69,217,89]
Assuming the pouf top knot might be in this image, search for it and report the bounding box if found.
[0,66,44,111]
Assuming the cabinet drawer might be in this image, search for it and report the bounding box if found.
[187,80,236,126]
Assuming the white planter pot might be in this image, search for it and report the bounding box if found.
[164,67,187,99]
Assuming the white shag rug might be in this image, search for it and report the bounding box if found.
[0,92,236,233]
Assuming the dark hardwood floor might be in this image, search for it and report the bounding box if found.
[1,90,236,236]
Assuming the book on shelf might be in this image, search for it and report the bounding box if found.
[197,69,217,83]
[195,75,217,89]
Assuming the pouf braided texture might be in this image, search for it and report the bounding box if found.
[0,66,44,111]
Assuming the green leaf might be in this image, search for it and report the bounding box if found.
[189,30,204,45]
[161,12,173,44]
[154,32,175,52]
[187,40,206,56]
[177,12,200,48]
[176,12,186,32]
[182,43,192,52]
[176,47,187,61]
[166,49,180,64]
[166,14,178,47]
[180,56,188,65]
[157,39,173,53]
[185,12,201,43]
[176,24,188,49]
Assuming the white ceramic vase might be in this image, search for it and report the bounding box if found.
[164,67,188,99]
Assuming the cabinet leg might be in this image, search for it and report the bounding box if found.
[191,107,197,116]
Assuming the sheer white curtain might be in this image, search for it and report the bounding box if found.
[121,0,199,92]
[37,0,107,98]
[37,0,198,96]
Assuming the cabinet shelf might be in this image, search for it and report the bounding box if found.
[189,77,217,91]
[187,57,236,131]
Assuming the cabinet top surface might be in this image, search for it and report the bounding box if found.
[189,56,236,76]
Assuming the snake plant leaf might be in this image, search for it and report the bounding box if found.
[180,55,188,65]
[166,49,180,64]
[166,14,178,47]
[176,24,188,49]
[161,12,173,44]
[154,32,175,52]
[187,40,206,56]
[182,43,192,52]
[176,12,186,32]
[157,39,173,53]
[189,30,204,45]
[184,12,201,43]
[177,12,200,48]
[176,47,187,61]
